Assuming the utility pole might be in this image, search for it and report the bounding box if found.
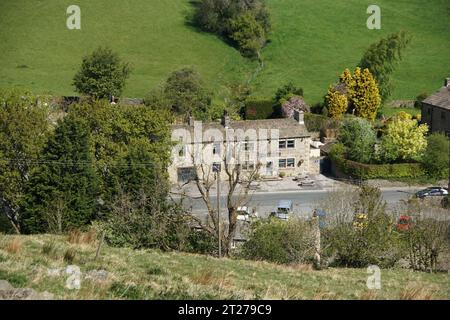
[217,171,221,258]
[213,164,222,258]
[448,132,450,192]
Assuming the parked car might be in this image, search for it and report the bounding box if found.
[236,206,258,221]
[396,215,413,232]
[414,187,448,199]
[271,200,293,221]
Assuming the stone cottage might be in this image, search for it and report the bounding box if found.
[169,111,319,184]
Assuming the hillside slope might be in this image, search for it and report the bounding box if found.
[0,0,448,104]
[0,235,449,300]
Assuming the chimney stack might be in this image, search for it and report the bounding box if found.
[445,78,450,88]
[294,110,304,125]
[188,116,194,127]
[221,110,230,128]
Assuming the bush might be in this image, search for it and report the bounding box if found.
[415,92,428,109]
[240,219,315,264]
[421,133,449,180]
[403,217,450,272]
[244,98,274,120]
[333,158,425,180]
[338,118,377,164]
[323,185,405,268]
[304,113,328,132]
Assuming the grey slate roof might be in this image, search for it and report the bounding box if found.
[423,86,450,110]
[172,118,310,139]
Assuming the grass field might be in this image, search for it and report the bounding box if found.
[0,0,449,105]
[0,234,449,300]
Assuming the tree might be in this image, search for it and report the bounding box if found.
[351,68,381,121]
[68,101,173,214]
[359,31,410,101]
[378,118,428,163]
[338,118,377,164]
[163,68,212,120]
[325,85,348,119]
[332,68,381,121]
[421,133,449,179]
[193,0,270,57]
[0,90,51,233]
[186,148,261,257]
[230,12,266,58]
[73,47,130,99]
[21,115,99,234]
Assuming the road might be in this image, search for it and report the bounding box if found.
[176,188,420,219]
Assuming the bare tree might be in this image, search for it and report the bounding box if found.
[188,152,261,257]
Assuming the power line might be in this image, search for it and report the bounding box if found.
[0,158,161,168]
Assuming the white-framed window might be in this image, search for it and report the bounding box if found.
[178,137,185,157]
[279,140,286,149]
[243,141,254,152]
[212,142,221,155]
[279,158,295,168]
[242,161,255,171]
[287,139,295,148]
[287,158,295,168]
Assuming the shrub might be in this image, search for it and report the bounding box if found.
[42,241,58,257]
[415,92,428,109]
[421,133,449,180]
[73,47,130,99]
[275,83,304,103]
[333,159,425,180]
[378,117,428,163]
[338,118,377,164]
[63,247,77,264]
[403,217,450,272]
[240,219,315,264]
[323,186,405,268]
[244,98,274,120]
[304,113,328,132]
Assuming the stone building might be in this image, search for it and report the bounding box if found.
[169,111,319,185]
[421,78,450,135]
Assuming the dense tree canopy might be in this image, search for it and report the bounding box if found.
[21,116,99,234]
[193,0,271,58]
[0,90,51,233]
[73,47,131,99]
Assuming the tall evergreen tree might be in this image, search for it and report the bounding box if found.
[359,31,410,101]
[21,116,99,233]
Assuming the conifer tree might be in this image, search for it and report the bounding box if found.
[21,116,99,233]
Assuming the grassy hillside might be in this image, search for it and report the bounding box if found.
[0,234,449,299]
[0,0,448,104]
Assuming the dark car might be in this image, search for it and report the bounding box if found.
[415,187,448,199]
